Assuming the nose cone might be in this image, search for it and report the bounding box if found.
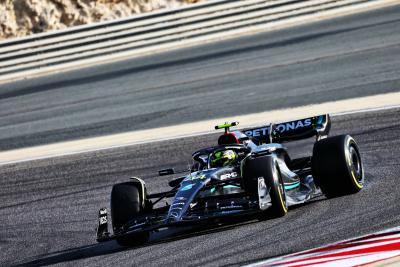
[166,172,212,223]
[166,200,187,223]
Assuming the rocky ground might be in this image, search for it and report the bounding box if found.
[0,0,201,40]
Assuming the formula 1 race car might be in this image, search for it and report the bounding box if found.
[96,114,364,246]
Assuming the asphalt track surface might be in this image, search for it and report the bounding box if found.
[0,108,399,267]
[1,4,400,267]
[0,5,400,150]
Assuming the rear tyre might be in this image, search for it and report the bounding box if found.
[243,155,288,218]
[312,135,364,198]
[111,182,149,246]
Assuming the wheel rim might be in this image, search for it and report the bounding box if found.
[349,144,362,183]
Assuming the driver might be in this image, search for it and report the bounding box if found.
[210,150,238,168]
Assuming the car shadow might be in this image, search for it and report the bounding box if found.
[14,241,122,267]
[15,196,337,266]
[15,216,261,267]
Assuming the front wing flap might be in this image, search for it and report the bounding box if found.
[96,206,259,243]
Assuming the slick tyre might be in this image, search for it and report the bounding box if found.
[111,182,149,246]
[243,155,288,218]
[312,135,364,198]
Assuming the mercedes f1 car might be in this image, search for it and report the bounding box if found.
[96,114,364,246]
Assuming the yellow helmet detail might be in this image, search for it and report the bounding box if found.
[210,150,238,168]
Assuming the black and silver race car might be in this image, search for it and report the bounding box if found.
[96,114,364,246]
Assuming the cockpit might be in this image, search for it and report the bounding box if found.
[191,144,251,171]
[190,122,257,172]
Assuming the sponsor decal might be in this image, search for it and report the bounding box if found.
[193,174,206,180]
[171,202,185,206]
[220,210,240,215]
[220,172,238,180]
[99,216,107,225]
[99,209,107,215]
[244,127,269,137]
[244,119,312,137]
[181,184,193,191]
[220,205,242,210]
[98,208,108,225]
[185,174,206,181]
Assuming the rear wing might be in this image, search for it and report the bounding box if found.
[242,114,331,143]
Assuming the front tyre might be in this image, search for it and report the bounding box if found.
[111,182,150,246]
[312,135,364,198]
[243,155,288,218]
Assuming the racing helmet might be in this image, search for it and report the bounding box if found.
[210,150,238,168]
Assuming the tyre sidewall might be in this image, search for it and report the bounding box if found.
[312,135,364,197]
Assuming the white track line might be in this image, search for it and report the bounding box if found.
[0,92,399,165]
